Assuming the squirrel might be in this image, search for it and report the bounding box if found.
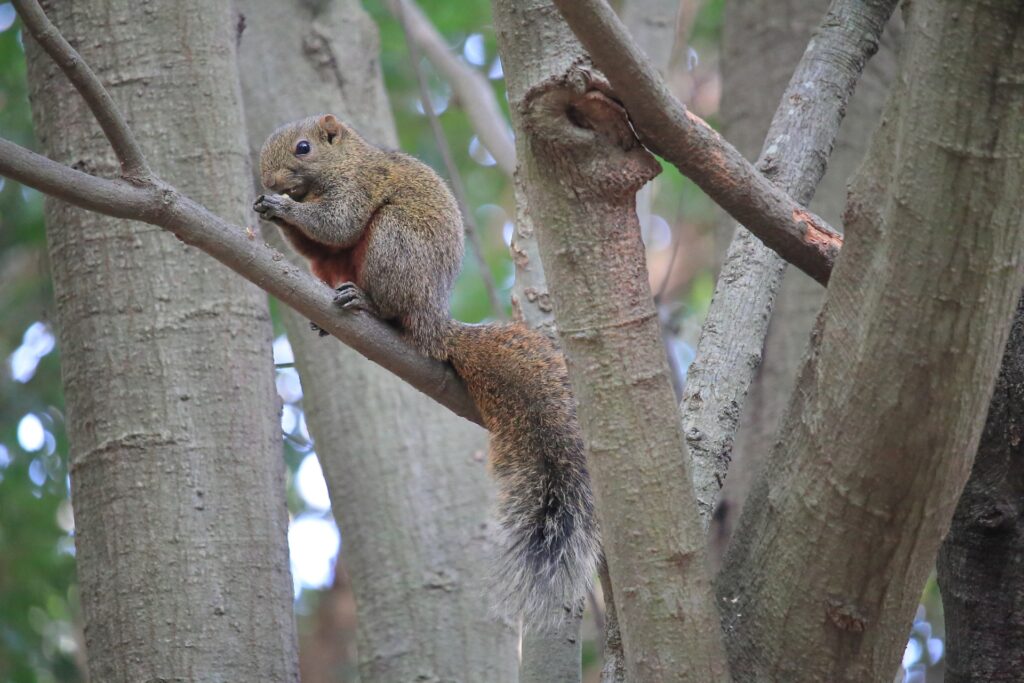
[253,114,599,621]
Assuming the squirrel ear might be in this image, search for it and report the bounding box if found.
[319,114,342,143]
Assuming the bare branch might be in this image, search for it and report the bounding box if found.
[552,0,844,286]
[682,0,896,527]
[388,0,515,177]
[13,0,151,180]
[0,137,482,426]
[393,0,506,318]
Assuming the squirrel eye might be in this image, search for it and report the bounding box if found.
[295,140,311,155]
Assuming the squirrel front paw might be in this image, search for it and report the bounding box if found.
[253,193,295,222]
[334,282,379,317]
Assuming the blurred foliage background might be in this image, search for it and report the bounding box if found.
[0,1,944,681]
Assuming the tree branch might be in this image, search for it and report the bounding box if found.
[12,0,150,180]
[681,0,897,527]
[551,0,844,286]
[0,145,481,429]
[718,0,1024,677]
[7,0,480,427]
[388,0,515,177]
[555,0,895,526]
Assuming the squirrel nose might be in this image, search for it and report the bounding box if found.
[261,171,275,189]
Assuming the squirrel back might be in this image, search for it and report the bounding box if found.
[256,114,600,621]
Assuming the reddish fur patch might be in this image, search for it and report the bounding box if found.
[310,252,356,288]
[305,207,385,288]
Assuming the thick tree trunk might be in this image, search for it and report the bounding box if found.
[496,2,729,681]
[937,297,1024,682]
[718,1,1024,679]
[712,0,900,563]
[24,1,298,681]
[237,2,518,680]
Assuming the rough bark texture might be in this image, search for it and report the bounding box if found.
[712,0,900,562]
[679,0,896,528]
[937,298,1024,683]
[24,1,298,681]
[496,3,730,681]
[718,1,1024,680]
[237,2,518,680]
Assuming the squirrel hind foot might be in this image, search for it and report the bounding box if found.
[333,282,378,316]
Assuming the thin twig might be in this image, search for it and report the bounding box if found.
[654,226,682,304]
[393,0,506,319]
[387,0,515,177]
[13,0,150,181]
[552,0,845,286]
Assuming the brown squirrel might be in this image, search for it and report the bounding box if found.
[254,114,599,621]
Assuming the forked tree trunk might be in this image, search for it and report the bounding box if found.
[24,1,298,680]
[719,1,1024,679]
[712,0,900,564]
[237,1,518,680]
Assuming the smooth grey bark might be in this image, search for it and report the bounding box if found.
[517,602,585,683]
[24,1,298,681]
[711,0,900,562]
[719,0,1024,679]
[237,2,518,680]
[676,0,896,529]
[620,0,679,75]
[937,297,1024,683]
[497,3,730,681]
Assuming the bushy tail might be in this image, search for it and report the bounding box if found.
[446,321,601,624]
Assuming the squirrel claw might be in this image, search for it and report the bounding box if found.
[309,320,329,337]
[253,193,290,221]
[333,282,377,315]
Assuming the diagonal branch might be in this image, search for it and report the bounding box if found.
[4,0,482,427]
[552,0,844,286]
[12,0,150,180]
[388,0,515,177]
[556,0,896,527]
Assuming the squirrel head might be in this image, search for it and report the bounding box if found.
[259,114,365,200]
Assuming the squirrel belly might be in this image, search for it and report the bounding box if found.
[256,113,601,622]
[446,321,600,621]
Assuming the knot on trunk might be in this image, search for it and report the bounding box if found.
[520,63,660,200]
